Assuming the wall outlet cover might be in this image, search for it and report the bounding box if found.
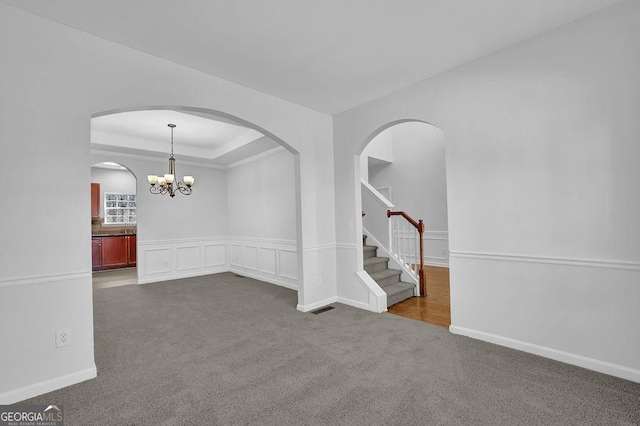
[56,329,71,348]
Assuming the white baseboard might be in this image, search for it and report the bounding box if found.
[228,267,298,290]
[0,366,97,405]
[337,296,370,311]
[449,325,640,383]
[297,296,337,313]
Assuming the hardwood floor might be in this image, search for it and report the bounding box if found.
[387,266,450,327]
[92,267,137,290]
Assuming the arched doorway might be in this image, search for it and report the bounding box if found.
[89,106,303,304]
[90,161,138,289]
[357,120,450,326]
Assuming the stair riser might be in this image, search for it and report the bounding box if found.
[364,261,389,274]
[373,273,401,287]
[387,288,415,307]
[363,249,377,259]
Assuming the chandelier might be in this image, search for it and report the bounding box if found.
[147,124,194,198]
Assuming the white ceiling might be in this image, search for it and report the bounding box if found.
[0,0,625,114]
[91,110,279,166]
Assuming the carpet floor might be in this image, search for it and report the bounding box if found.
[22,272,640,425]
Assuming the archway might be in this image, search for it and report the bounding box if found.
[356,119,450,326]
[90,161,138,289]
[90,106,303,304]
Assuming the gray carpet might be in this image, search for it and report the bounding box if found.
[22,273,640,425]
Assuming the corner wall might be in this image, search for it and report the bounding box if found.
[0,3,334,403]
[333,1,640,381]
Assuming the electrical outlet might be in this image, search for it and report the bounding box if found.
[316,276,322,287]
[56,329,71,348]
[347,220,353,230]
[441,247,447,255]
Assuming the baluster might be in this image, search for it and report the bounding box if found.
[415,229,419,274]
[403,220,407,266]
[413,228,417,271]
[396,217,400,259]
[393,217,397,256]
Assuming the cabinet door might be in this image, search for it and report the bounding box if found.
[101,236,128,268]
[91,183,100,218]
[92,238,102,269]
[127,235,137,266]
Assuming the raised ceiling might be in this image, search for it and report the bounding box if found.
[0,0,625,114]
[91,110,280,166]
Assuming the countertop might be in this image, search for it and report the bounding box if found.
[92,233,137,238]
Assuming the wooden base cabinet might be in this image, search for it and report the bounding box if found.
[92,238,102,269]
[127,235,137,266]
[92,235,137,271]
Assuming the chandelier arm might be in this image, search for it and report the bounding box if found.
[175,182,193,195]
[148,124,193,198]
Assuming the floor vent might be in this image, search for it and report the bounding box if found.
[233,274,245,278]
[311,306,335,315]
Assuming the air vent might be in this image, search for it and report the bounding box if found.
[311,306,335,315]
[233,274,245,278]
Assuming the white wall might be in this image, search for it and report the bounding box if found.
[367,122,449,265]
[227,148,296,241]
[0,3,335,403]
[226,147,299,289]
[333,0,640,382]
[90,166,137,218]
[360,128,393,181]
[362,128,393,164]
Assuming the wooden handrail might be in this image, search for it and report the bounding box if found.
[387,209,427,296]
[387,210,423,233]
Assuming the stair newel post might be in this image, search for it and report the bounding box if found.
[418,219,427,296]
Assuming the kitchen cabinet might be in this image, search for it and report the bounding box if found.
[127,235,137,265]
[91,183,100,218]
[92,238,102,269]
[92,235,136,271]
[101,236,128,268]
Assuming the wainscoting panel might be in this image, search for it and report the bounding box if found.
[230,244,243,267]
[138,238,228,284]
[279,249,298,281]
[424,231,449,267]
[176,246,200,271]
[243,246,258,271]
[259,248,277,275]
[143,248,172,275]
[138,237,299,289]
[228,237,298,290]
[204,244,226,267]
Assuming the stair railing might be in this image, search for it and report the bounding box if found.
[387,210,427,296]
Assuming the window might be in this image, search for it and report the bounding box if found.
[104,193,137,224]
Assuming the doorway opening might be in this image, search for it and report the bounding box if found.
[91,161,138,290]
[89,107,302,303]
[358,120,450,327]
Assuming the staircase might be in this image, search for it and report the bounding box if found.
[363,238,415,307]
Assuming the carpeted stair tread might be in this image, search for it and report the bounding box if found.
[369,268,401,282]
[384,281,415,296]
[364,256,390,274]
[363,243,414,306]
[385,281,415,307]
[363,245,378,259]
[363,256,389,266]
